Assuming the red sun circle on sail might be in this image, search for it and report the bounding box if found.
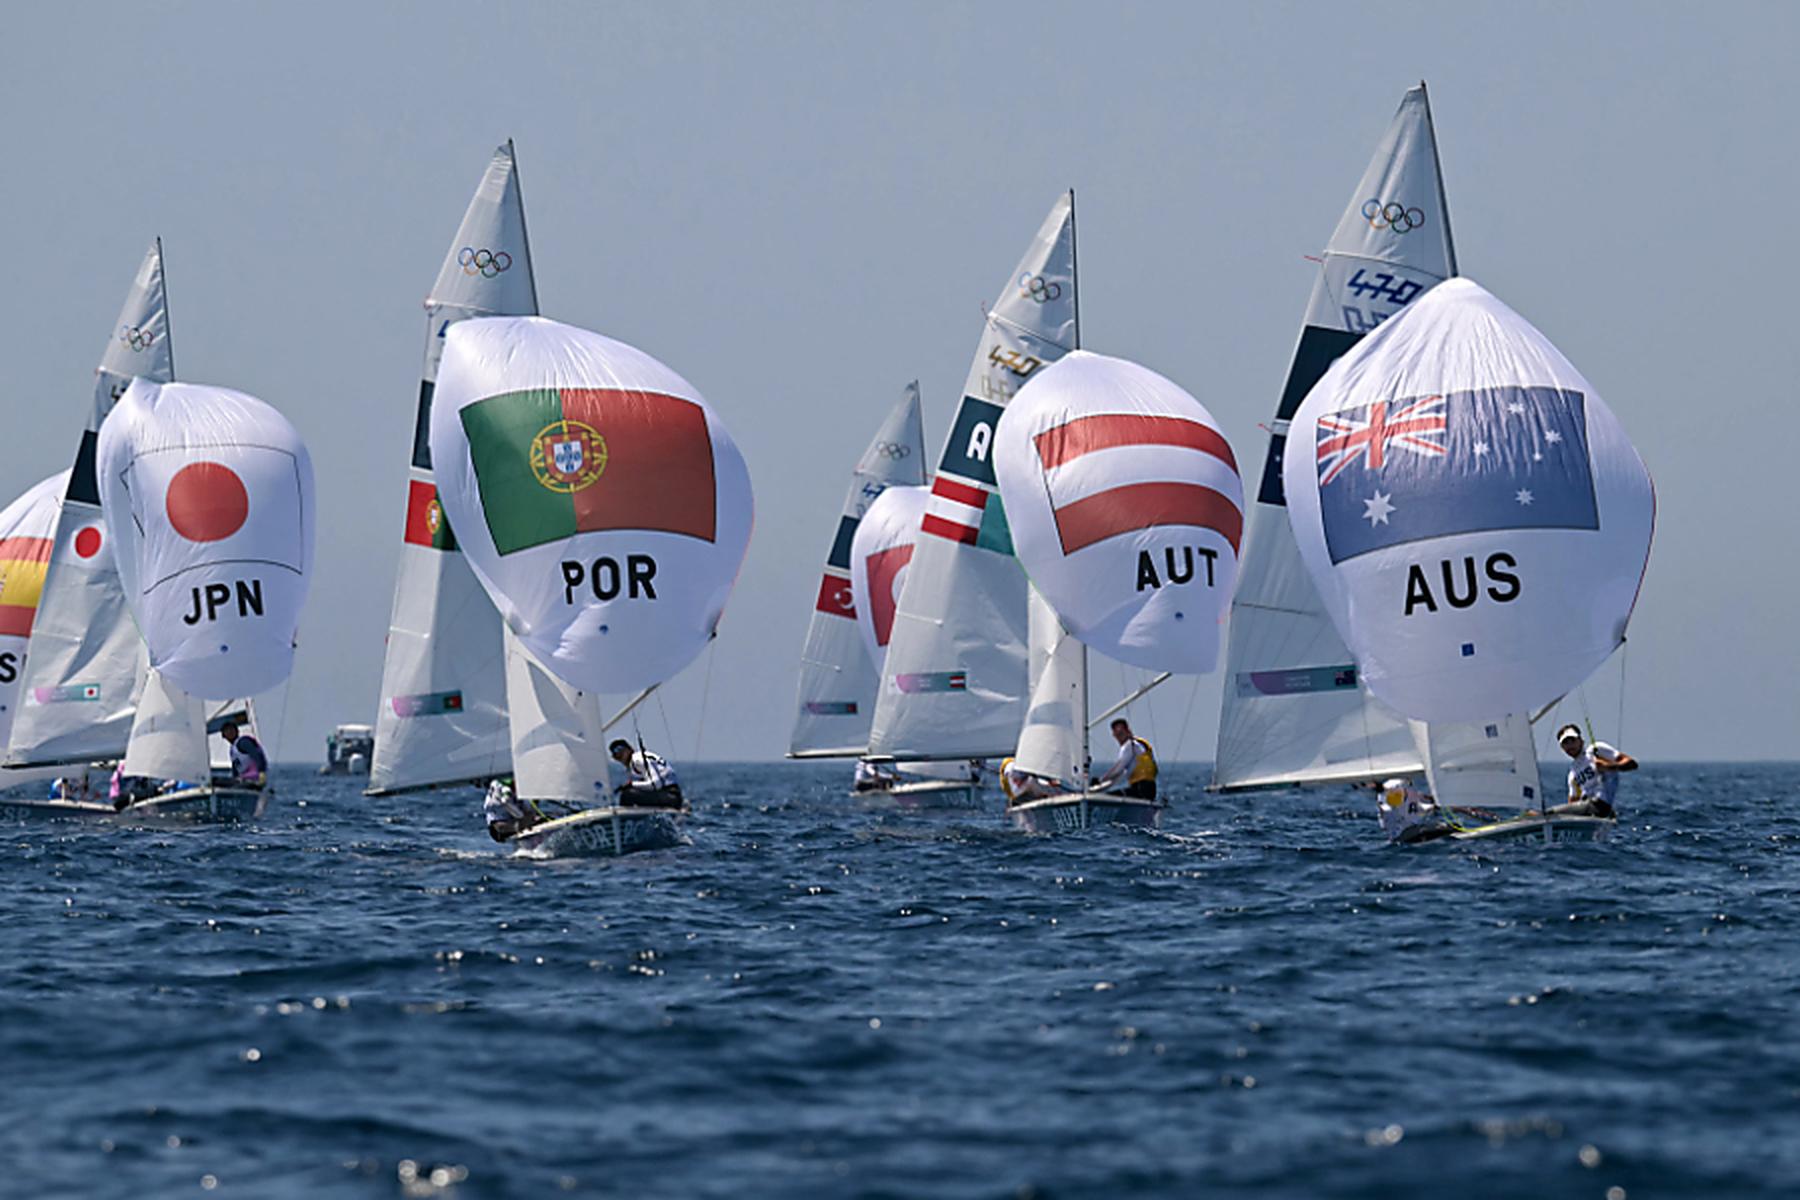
[165,462,250,542]
[74,526,103,558]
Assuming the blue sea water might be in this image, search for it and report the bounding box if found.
[2,763,1795,1199]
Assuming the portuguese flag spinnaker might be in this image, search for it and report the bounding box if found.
[460,387,717,555]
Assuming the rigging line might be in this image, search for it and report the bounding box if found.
[1617,640,1629,746]
[693,635,718,762]
[1174,675,1202,762]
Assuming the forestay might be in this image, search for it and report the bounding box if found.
[8,244,170,768]
[370,143,537,794]
[849,484,928,674]
[788,383,927,757]
[1283,278,1654,724]
[1213,86,1452,790]
[0,472,68,754]
[868,194,1077,760]
[97,380,316,700]
[429,316,753,695]
[994,351,1243,674]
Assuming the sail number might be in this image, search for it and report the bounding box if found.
[1346,268,1423,307]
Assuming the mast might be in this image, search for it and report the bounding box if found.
[1419,83,1458,279]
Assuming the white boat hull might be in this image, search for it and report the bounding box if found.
[508,805,685,858]
[851,779,980,809]
[1007,792,1163,833]
[122,785,270,823]
[0,797,119,822]
[1448,814,1614,844]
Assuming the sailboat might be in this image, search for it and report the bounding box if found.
[2,243,272,822]
[993,351,1244,831]
[867,194,1077,773]
[781,390,979,802]
[427,309,753,858]
[1283,278,1654,844]
[1212,83,1542,815]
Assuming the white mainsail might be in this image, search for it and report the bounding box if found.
[0,471,69,756]
[1409,716,1541,812]
[369,142,540,794]
[7,243,170,768]
[504,630,611,805]
[119,666,209,783]
[788,383,927,758]
[1013,588,1087,789]
[1213,84,1460,791]
[868,194,1077,761]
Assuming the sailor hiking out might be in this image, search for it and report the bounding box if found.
[999,756,1058,805]
[1090,719,1157,800]
[609,740,683,808]
[1376,778,1453,844]
[853,758,898,793]
[483,776,539,842]
[1551,723,1636,817]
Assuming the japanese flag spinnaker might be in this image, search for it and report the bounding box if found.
[849,484,927,673]
[97,380,315,699]
[429,316,753,694]
[1282,278,1653,723]
[994,351,1244,673]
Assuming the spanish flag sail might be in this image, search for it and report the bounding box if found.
[429,316,752,696]
[0,471,69,751]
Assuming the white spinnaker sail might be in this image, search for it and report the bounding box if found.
[369,143,538,794]
[504,630,611,805]
[868,194,1077,760]
[788,383,927,757]
[120,666,209,782]
[1410,715,1541,811]
[1013,588,1087,789]
[0,471,68,755]
[7,243,171,768]
[1282,278,1654,725]
[1213,85,1457,791]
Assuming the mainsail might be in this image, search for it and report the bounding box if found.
[119,666,209,783]
[97,380,315,700]
[788,383,927,758]
[849,483,929,675]
[868,194,1077,760]
[7,243,171,768]
[1282,277,1654,727]
[369,143,537,794]
[1013,589,1088,789]
[1213,84,1458,791]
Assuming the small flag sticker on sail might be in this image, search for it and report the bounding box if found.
[391,690,465,718]
[403,481,457,551]
[461,388,718,556]
[894,671,967,694]
[815,573,856,620]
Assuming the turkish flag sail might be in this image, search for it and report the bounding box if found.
[1282,278,1653,724]
[97,380,316,699]
[849,484,927,672]
[429,316,753,694]
[994,351,1244,675]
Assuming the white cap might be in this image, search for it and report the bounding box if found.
[1556,724,1584,744]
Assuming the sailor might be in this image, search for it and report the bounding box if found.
[483,775,536,841]
[999,756,1057,805]
[1377,777,1451,843]
[220,722,269,788]
[1089,719,1158,799]
[1551,723,1636,817]
[853,758,897,793]
[609,739,683,808]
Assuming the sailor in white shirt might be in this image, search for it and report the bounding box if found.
[853,758,898,793]
[483,776,537,842]
[609,739,683,807]
[1552,724,1636,817]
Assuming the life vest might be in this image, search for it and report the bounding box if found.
[999,757,1018,802]
[1128,738,1157,784]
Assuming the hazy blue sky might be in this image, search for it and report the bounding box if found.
[1,3,1792,762]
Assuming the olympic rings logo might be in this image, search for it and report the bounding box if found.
[872,441,912,460]
[1362,200,1425,233]
[119,325,155,352]
[459,247,513,278]
[1018,272,1063,303]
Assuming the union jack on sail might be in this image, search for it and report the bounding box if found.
[1316,395,1446,484]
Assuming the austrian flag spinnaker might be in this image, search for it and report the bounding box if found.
[429,316,752,694]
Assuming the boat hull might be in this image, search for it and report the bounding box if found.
[123,786,270,823]
[0,797,119,822]
[1007,792,1163,833]
[508,806,685,858]
[1448,814,1614,844]
[852,779,980,809]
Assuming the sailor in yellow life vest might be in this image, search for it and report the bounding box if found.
[1090,718,1157,800]
[999,756,1057,805]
